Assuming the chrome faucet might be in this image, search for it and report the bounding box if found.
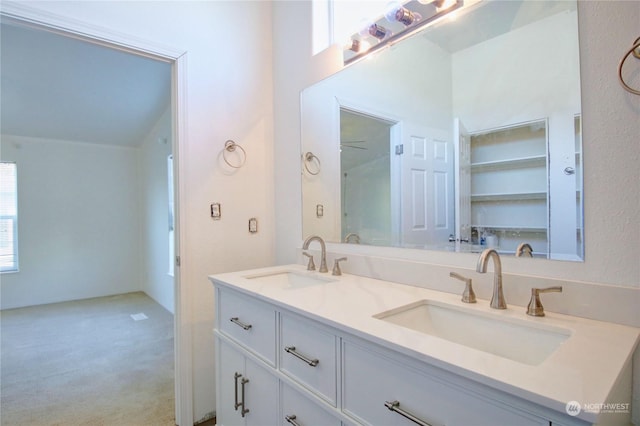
[476,248,506,309]
[515,242,534,257]
[344,233,360,244]
[302,235,328,273]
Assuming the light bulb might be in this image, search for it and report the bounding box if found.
[367,23,390,40]
[431,0,457,8]
[385,2,422,26]
[384,1,402,22]
[345,38,371,54]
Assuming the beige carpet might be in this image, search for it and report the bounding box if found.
[1,292,175,426]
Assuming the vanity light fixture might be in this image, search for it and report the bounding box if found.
[344,0,464,65]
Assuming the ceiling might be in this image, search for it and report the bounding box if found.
[340,109,393,171]
[0,20,171,147]
[423,0,577,53]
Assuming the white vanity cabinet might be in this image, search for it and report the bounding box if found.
[213,281,597,426]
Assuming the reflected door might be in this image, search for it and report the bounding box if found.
[454,118,472,244]
[400,123,454,247]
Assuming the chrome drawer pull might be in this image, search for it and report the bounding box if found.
[285,414,301,426]
[230,317,252,330]
[233,372,242,411]
[240,377,250,417]
[233,372,250,417]
[284,346,319,367]
[384,400,433,426]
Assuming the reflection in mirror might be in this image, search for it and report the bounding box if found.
[340,109,393,246]
[301,0,583,261]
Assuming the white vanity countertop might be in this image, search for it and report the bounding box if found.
[209,264,640,423]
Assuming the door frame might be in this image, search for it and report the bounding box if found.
[0,3,192,425]
[334,96,403,245]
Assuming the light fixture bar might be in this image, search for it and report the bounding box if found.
[344,0,464,65]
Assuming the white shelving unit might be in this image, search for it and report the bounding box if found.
[470,120,549,256]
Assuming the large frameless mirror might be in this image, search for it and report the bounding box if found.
[301,0,583,261]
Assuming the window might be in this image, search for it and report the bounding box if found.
[312,0,331,55]
[0,162,18,272]
[313,0,390,54]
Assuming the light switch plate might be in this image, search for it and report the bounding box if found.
[210,203,221,219]
[249,218,258,233]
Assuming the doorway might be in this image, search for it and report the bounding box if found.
[339,108,395,246]
[0,12,188,425]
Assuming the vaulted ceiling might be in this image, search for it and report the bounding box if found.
[1,20,171,147]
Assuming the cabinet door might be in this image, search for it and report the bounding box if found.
[281,382,341,426]
[217,339,278,426]
[218,340,248,426]
[342,340,548,426]
[244,356,278,426]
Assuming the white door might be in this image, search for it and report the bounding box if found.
[400,123,454,247]
[454,118,472,244]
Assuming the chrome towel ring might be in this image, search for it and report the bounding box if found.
[618,36,640,95]
[303,152,321,175]
[223,140,246,168]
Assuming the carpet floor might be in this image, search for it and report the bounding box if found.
[1,292,175,426]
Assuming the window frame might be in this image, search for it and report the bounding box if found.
[0,162,19,273]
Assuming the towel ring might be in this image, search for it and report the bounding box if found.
[303,152,321,175]
[223,140,246,168]
[618,36,640,96]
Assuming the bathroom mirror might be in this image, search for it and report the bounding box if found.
[301,0,583,261]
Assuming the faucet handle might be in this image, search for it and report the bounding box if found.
[302,252,315,271]
[527,286,562,316]
[449,272,476,303]
[332,257,347,276]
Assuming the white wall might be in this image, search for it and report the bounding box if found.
[2,1,275,422]
[451,10,581,132]
[0,107,175,314]
[0,135,140,309]
[138,107,174,313]
[342,156,392,246]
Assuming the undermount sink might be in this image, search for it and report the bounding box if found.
[244,270,336,289]
[374,300,571,365]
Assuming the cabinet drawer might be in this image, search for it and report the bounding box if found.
[280,313,338,406]
[281,382,341,426]
[342,340,548,426]
[218,288,277,365]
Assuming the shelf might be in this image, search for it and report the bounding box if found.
[472,225,547,233]
[471,192,547,202]
[470,155,546,172]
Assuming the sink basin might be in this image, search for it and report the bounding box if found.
[244,270,336,289]
[374,300,571,365]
